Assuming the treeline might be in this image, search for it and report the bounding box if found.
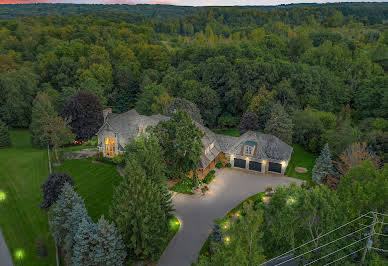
[0,4,387,162]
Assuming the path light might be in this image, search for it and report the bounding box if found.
[225,236,230,243]
[287,197,296,205]
[0,190,5,201]
[15,249,24,266]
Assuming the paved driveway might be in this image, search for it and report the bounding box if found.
[158,168,303,266]
[0,227,13,266]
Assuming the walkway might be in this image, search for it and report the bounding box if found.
[0,227,13,266]
[158,168,303,266]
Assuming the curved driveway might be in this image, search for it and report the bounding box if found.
[158,168,303,266]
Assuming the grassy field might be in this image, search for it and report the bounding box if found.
[212,128,240,137]
[285,144,317,183]
[0,130,56,265]
[54,158,122,221]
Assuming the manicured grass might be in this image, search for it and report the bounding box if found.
[62,145,96,152]
[212,128,240,137]
[285,144,317,183]
[54,158,122,221]
[0,130,56,265]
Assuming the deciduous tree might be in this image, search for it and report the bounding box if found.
[0,120,11,148]
[41,172,74,210]
[238,112,260,134]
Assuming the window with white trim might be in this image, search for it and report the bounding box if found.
[244,145,254,156]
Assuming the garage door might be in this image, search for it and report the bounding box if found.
[249,161,262,172]
[234,158,246,169]
[268,162,282,173]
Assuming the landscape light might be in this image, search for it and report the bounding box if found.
[15,249,24,259]
[0,191,5,201]
[175,221,179,225]
[287,197,296,205]
[225,236,230,242]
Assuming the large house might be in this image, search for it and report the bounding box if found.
[96,109,293,177]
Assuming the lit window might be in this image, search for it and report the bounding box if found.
[104,137,116,157]
[210,142,214,149]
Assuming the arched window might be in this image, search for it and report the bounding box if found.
[105,137,116,157]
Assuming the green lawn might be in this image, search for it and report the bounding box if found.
[285,144,317,183]
[54,158,122,221]
[0,130,56,265]
[212,128,240,137]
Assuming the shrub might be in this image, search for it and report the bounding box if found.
[215,162,223,169]
[226,163,232,168]
[171,176,194,194]
[218,114,238,129]
[202,170,216,184]
[83,136,98,147]
[112,153,126,166]
[92,152,116,165]
[35,238,48,259]
[201,186,209,194]
[40,172,74,210]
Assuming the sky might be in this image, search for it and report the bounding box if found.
[0,0,386,6]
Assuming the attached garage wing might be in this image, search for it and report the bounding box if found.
[249,161,262,172]
[268,162,282,173]
[233,158,246,169]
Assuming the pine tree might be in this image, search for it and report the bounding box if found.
[264,103,293,144]
[110,159,170,260]
[0,120,11,148]
[29,93,57,148]
[92,216,126,265]
[312,143,334,184]
[72,218,96,266]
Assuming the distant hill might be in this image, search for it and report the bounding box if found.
[0,3,202,21]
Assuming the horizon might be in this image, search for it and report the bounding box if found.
[1,0,387,6]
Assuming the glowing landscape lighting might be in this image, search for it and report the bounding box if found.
[0,191,5,201]
[15,249,24,259]
[225,236,230,242]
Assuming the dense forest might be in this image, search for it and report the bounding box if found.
[0,3,387,162]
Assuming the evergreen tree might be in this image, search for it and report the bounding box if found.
[264,103,293,144]
[0,120,11,148]
[72,218,96,266]
[110,159,171,260]
[125,135,173,216]
[29,93,57,148]
[312,143,333,184]
[92,216,126,265]
[64,201,91,263]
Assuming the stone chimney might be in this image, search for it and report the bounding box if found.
[103,108,112,122]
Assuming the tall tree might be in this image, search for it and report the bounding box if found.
[92,216,127,266]
[41,172,74,210]
[30,93,57,148]
[312,143,334,184]
[264,103,293,144]
[151,110,204,177]
[238,112,260,134]
[0,120,11,148]
[164,98,204,125]
[40,116,74,163]
[110,159,171,260]
[72,218,96,266]
[62,91,103,141]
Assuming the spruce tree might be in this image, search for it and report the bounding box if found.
[64,202,91,263]
[312,143,334,184]
[264,103,293,144]
[30,93,56,148]
[72,218,96,266]
[92,216,126,265]
[110,159,171,260]
[0,120,11,148]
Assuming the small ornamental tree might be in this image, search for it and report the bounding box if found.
[264,103,293,144]
[0,120,11,148]
[92,216,127,265]
[41,172,74,210]
[72,218,96,266]
[62,91,103,141]
[110,159,171,260]
[30,93,57,148]
[40,116,74,163]
[312,144,334,184]
[238,112,260,134]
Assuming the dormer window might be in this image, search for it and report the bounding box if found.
[244,141,256,156]
[210,142,214,150]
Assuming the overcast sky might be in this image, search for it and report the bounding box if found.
[1,0,387,5]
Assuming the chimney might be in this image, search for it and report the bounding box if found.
[103,108,112,122]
